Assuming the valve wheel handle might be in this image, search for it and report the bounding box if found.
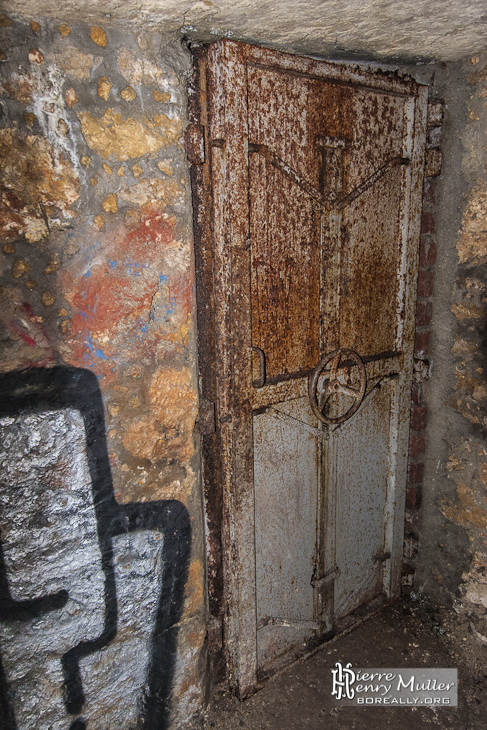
[308,348,366,425]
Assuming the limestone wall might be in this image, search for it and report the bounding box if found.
[0,14,206,730]
[417,55,487,632]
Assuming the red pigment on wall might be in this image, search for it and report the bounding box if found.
[62,207,194,377]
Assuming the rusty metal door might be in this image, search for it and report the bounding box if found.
[188,41,427,697]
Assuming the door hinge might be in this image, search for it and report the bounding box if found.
[185,123,205,165]
[196,397,215,435]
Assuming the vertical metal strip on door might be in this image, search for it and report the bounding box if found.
[207,42,258,696]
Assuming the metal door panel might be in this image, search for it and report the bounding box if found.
[340,170,403,357]
[249,155,321,381]
[254,397,320,672]
[254,398,319,623]
[331,383,392,619]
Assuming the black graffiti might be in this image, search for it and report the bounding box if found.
[0,366,191,730]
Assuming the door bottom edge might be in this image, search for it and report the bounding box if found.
[255,593,393,686]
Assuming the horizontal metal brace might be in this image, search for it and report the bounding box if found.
[257,616,322,631]
[311,566,341,588]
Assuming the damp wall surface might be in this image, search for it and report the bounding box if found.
[413,55,487,624]
[0,14,206,730]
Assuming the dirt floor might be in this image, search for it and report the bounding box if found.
[200,595,487,730]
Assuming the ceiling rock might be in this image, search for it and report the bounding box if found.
[10,0,487,61]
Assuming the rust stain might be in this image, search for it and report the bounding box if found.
[480,463,487,489]
[58,24,71,37]
[31,21,40,33]
[122,366,197,463]
[0,127,79,243]
[90,26,107,48]
[184,559,205,617]
[77,108,182,161]
[102,162,113,175]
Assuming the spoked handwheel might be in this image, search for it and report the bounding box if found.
[308,348,366,425]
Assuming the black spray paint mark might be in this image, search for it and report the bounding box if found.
[0,366,191,730]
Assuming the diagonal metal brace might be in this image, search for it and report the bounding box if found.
[248,142,409,211]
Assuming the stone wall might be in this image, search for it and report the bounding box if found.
[0,13,206,729]
[416,55,487,634]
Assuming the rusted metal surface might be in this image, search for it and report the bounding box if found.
[185,122,206,165]
[187,48,226,682]
[191,39,427,697]
[308,348,367,425]
[251,346,266,388]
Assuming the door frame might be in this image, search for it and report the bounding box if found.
[188,40,428,698]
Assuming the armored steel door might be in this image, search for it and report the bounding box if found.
[189,41,427,697]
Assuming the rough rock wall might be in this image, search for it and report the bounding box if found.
[417,55,487,631]
[0,13,206,730]
[7,1,487,63]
